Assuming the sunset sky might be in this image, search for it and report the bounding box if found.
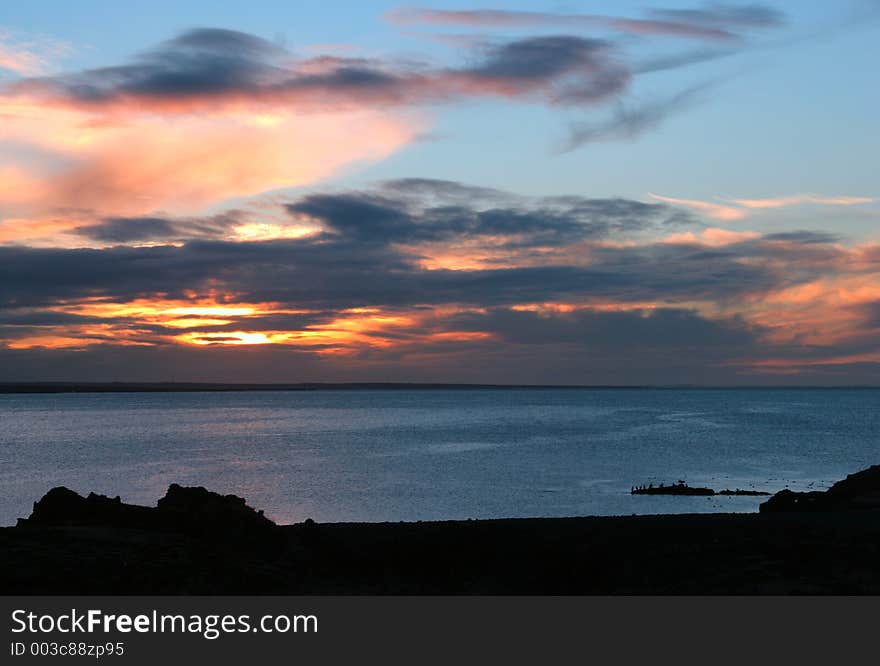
[1,1,879,384]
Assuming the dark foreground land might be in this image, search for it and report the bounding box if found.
[3,466,880,595]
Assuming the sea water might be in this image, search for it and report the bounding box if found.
[0,388,877,525]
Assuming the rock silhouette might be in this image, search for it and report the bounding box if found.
[760,464,880,512]
[18,487,159,529]
[632,482,715,496]
[18,484,278,542]
[632,482,769,496]
[157,483,276,537]
[4,465,880,594]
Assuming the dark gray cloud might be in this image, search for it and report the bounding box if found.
[75,217,175,243]
[464,37,605,80]
[2,180,875,384]
[861,300,880,328]
[446,306,759,348]
[386,5,787,41]
[8,28,629,111]
[0,180,839,315]
[762,231,840,244]
[0,310,171,352]
[10,343,880,384]
[377,178,511,204]
[0,311,100,327]
[13,28,287,105]
[0,10,792,153]
[648,3,786,29]
[457,36,630,105]
[288,183,685,249]
[0,305,763,384]
[563,83,711,151]
[73,212,244,244]
[3,301,877,386]
[634,48,736,74]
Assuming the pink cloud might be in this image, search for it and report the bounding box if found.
[648,193,746,221]
[387,8,738,41]
[0,101,422,221]
[729,194,876,209]
[0,29,72,76]
[649,192,876,222]
[662,228,761,246]
[0,28,637,226]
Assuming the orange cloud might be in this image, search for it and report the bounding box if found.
[740,273,880,347]
[3,296,502,358]
[5,324,156,350]
[662,228,760,246]
[0,100,421,220]
[0,166,47,205]
[0,215,90,245]
[648,193,746,221]
[510,301,664,314]
[412,242,534,271]
[730,194,876,209]
[649,192,876,222]
[173,309,417,354]
[54,298,310,327]
[3,297,290,349]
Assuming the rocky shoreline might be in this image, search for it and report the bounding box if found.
[631,481,770,496]
[2,465,880,594]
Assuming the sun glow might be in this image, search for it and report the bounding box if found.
[231,223,319,241]
[177,331,280,346]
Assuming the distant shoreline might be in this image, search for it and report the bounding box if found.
[1,382,879,394]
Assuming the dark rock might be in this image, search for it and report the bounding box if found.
[18,487,158,529]
[760,465,880,513]
[7,466,880,594]
[157,484,276,538]
[632,482,771,497]
[827,465,880,508]
[18,484,278,543]
[632,482,714,496]
[758,489,827,512]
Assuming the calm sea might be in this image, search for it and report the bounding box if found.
[0,388,877,526]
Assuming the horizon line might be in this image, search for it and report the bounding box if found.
[1,381,879,394]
